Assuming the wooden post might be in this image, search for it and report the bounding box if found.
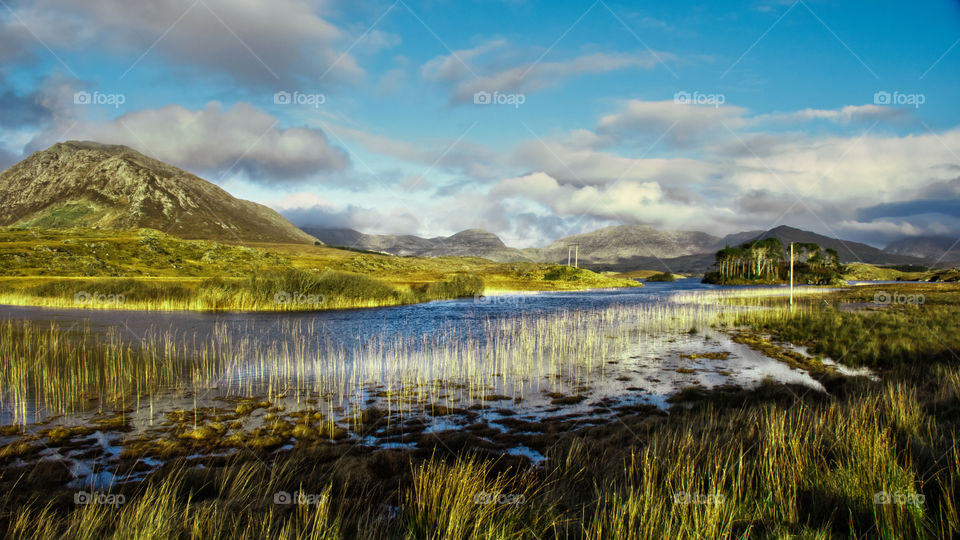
[789,242,794,307]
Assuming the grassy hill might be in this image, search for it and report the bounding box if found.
[0,227,639,311]
[0,141,318,244]
[840,262,960,282]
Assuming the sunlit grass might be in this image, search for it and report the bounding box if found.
[2,283,959,537]
[3,367,956,538]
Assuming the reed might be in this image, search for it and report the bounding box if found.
[3,365,957,538]
[2,283,958,537]
[0,268,490,313]
[0,285,863,425]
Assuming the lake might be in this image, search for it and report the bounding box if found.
[0,279,833,488]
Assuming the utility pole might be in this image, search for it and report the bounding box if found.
[789,242,794,307]
[567,244,580,268]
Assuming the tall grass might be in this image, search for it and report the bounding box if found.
[3,366,957,538]
[1,283,958,537]
[0,285,841,424]
[0,268,485,312]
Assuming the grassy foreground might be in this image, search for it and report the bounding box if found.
[1,284,958,538]
[0,227,639,311]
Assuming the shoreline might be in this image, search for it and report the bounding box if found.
[0,283,643,314]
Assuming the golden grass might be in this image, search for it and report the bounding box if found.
[3,368,956,538]
[2,283,959,537]
[0,227,640,312]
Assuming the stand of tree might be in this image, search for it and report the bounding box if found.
[703,239,844,285]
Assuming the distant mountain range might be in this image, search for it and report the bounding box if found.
[306,224,936,274]
[884,235,960,262]
[301,227,532,261]
[0,141,318,245]
[1,140,952,273]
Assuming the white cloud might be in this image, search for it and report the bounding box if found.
[508,138,720,187]
[5,0,362,85]
[328,123,503,180]
[596,99,749,147]
[754,104,909,125]
[491,171,724,227]
[422,40,672,103]
[30,101,350,183]
[838,220,926,236]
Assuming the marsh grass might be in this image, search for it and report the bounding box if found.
[0,268,487,312]
[3,366,957,538]
[2,283,958,537]
[0,291,733,423]
[0,227,640,310]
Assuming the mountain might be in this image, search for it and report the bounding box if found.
[884,235,960,263]
[522,225,722,269]
[420,229,532,259]
[0,141,318,244]
[738,225,927,265]
[304,223,933,273]
[302,227,533,261]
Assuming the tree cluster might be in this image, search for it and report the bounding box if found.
[704,239,843,285]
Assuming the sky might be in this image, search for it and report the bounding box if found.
[1,0,959,248]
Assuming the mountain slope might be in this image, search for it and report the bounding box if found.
[302,227,533,261]
[741,225,926,265]
[885,235,960,263]
[305,223,933,273]
[0,140,318,244]
[522,225,722,268]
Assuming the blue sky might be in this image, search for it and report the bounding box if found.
[2,0,959,247]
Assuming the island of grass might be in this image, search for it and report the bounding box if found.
[0,227,640,311]
[703,238,846,285]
